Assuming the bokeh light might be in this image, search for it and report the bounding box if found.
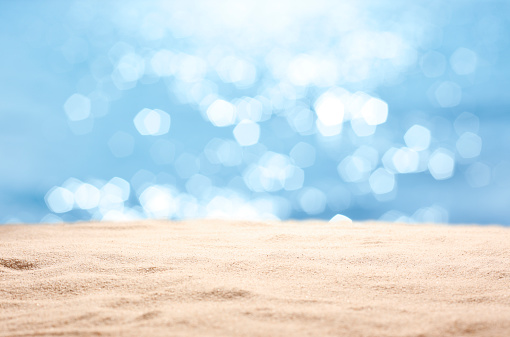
[206,99,236,127]
[134,108,171,136]
[428,149,455,180]
[1,0,510,225]
[64,94,91,121]
[233,120,260,146]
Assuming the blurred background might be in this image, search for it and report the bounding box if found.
[1,0,509,225]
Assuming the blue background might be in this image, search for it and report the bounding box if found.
[1,0,509,225]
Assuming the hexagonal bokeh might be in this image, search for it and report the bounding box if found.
[133,108,171,136]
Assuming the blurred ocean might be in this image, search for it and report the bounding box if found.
[0,0,509,225]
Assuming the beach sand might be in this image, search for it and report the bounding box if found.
[1,220,509,337]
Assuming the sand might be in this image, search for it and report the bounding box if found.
[0,220,509,337]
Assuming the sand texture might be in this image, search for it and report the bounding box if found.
[1,220,509,337]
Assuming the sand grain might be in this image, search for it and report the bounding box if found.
[0,220,509,336]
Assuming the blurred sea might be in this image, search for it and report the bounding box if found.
[1,0,509,225]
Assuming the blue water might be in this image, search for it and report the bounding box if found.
[1,0,509,225]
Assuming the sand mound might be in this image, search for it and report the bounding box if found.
[1,220,509,336]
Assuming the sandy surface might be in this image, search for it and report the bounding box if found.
[0,220,509,337]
